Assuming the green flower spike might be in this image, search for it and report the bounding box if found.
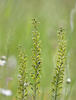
[31,18,41,100]
[17,46,28,100]
[51,27,66,100]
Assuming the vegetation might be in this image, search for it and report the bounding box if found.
[17,46,28,100]
[31,19,41,100]
[17,20,67,100]
[0,0,76,100]
[51,27,66,100]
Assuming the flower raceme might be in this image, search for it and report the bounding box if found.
[51,27,66,100]
[17,46,28,100]
[31,18,41,100]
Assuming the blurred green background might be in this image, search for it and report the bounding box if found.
[0,0,76,100]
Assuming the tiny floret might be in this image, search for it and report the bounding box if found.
[0,60,6,66]
[66,78,71,84]
[0,88,12,96]
[1,56,7,60]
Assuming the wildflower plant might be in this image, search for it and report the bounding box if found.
[31,18,41,100]
[51,27,66,100]
[17,46,28,100]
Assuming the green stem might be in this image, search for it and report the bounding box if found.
[33,77,36,100]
